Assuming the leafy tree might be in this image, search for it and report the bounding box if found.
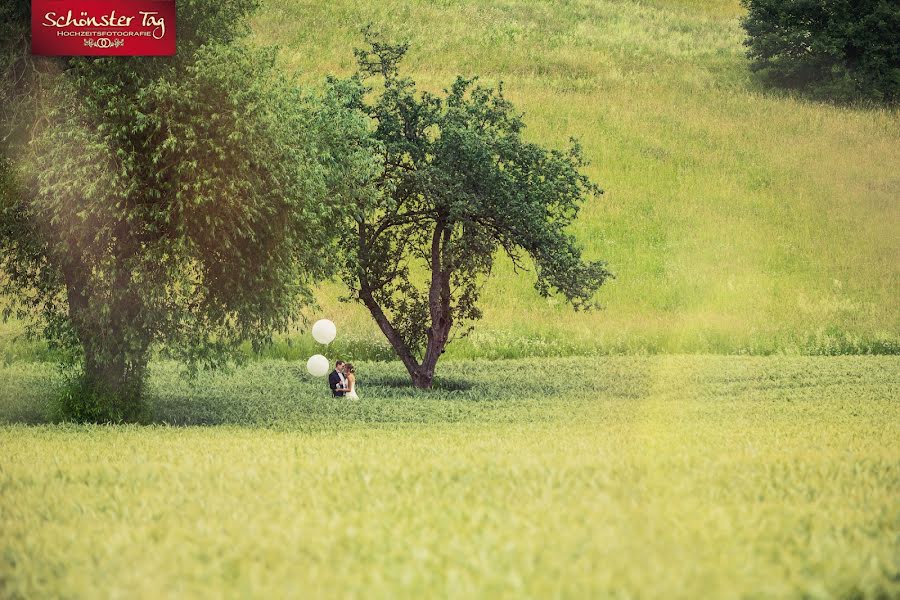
[741,0,900,103]
[331,32,613,389]
[0,0,372,421]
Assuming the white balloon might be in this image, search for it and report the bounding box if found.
[306,354,330,377]
[311,319,337,344]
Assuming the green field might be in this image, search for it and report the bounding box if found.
[2,1,899,597]
[2,356,898,597]
[244,0,898,358]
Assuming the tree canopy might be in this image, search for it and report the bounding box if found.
[0,0,372,420]
[741,0,900,103]
[332,31,613,388]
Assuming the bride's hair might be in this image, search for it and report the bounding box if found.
[345,363,355,374]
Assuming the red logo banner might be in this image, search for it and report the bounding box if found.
[32,0,176,56]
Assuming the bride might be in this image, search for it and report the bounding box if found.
[343,363,359,399]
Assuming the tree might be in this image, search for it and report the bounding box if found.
[331,32,613,389]
[741,0,900,103]
[0,0,372,421]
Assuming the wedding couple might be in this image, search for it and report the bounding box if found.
[328,360,359,399]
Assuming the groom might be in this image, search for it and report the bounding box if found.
[328,360,347,397]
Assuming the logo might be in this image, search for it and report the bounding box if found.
[32,0,176,56]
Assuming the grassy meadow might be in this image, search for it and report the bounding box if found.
[2,355,899,598]
[1,1,899,598]
[250,0,896,359]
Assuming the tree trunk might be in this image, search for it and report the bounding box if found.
[79,338,148,421]
[415,221,453,389]
[410,367,434,389]
[355,219,454,390]
[357,220,426,387]
[60,256,149,422]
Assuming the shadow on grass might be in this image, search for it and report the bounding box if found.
[366,374,474,392]
[1,357,655,427]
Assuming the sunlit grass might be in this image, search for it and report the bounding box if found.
[1,355,898,597]
[244,0,899,357]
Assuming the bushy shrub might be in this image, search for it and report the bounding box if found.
[741,0,900,103]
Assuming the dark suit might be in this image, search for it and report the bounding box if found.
[328,370,345,397]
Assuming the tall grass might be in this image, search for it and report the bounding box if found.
[252,0,898,357]
[1,356,897,597]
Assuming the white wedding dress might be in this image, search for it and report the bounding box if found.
[345,377,359,400]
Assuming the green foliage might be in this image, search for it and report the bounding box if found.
[1,356,898,597]
[0,0,371,420]
[741,0,900,103]
[0,2,31,147]
[332,30,612,387]
[56,371,149,424]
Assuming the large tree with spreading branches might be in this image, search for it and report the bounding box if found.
[331,32,613,389]
[0,0,374,421]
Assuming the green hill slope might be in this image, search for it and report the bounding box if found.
[2,0,897,362]
[249,0,898,358]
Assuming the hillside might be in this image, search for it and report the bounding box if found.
[246,0,900,359]
[2,0,898,361]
